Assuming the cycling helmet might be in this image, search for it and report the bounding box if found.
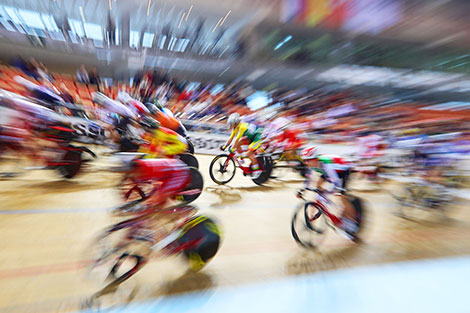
[227,113,241,128]
[153,99,165,111]
[301,146,318,160]
[140,116,160,130]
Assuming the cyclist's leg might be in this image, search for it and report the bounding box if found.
[247,138,262,171]
[145,168,190,209]
[337,169,356,220]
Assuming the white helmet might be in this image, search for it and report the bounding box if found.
[227,113,241,127]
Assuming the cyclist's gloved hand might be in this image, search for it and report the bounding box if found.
[220,145,226,151]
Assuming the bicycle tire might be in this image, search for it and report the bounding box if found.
[177,153,199,169]
[177,215,221,271]
[291,202,327,249]
[209,154,236,185]
[56,150,82,179]
[186,139,195,155]
[346,195,366,242]
[177,167,204,203]
[252,156,273,185]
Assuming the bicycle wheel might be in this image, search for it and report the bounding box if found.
[177,153,199,169]
[252,156,272,185]
[209,154,236,185]
[85,221,151,287]
[291,202,327,248]
[176,167,204,203]
[56,150,82,179]
[346,195,366,242]
[295,161,307,178]
[186,139,195,155]
[177,215,221,271]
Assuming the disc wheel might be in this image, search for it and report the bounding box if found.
[291,202,328,249]
[176,167,204,203]
[56,150,82,179]
[209,154,236,185]
[178,216,221,271]
[177,153,199,169]
[252,156,273,185]
[186,139,195,154]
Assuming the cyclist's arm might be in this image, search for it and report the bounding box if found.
[232,123,247,148]
[224,130,236,149]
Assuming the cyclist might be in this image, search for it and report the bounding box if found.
[128,157,191,212]
[298,145,358,237]
[152,100,186,136]
[275,124,307,162]
[138,116,188,158]
[221,113,264,179]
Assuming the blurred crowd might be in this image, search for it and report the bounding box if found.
[1,58,469,156]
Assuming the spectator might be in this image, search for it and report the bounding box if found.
[89,67,101,92]
[77,64,89,84]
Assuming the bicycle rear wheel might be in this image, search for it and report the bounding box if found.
[252,156,273,185]
[291,202,327,248]
[177,215,221,271]
[209,154,236,185]
[177,153,199,169]
[56,150,82,179]
[176,167,204,203]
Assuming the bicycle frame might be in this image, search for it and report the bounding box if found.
[94,206,202,286]
[223,151,256,175]
[304,191,342,228]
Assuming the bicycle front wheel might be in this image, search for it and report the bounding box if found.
[209,154,236,185]
[291,202,327,249]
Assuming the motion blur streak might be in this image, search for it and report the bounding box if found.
[0,0,469,312]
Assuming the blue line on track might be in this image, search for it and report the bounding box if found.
[77,255,470,313]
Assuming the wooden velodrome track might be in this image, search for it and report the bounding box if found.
[0,153,469,312]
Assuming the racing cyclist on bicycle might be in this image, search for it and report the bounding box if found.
[138,117,187,158]
[221,113,264,179]
[298,146,358,236]
[275,125,307,163]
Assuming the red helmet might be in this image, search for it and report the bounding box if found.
[301,146,318,160]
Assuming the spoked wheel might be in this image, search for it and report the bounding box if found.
[119,175,154,202]
[346,195,366,242]
[176,167,204,203]
[85,222,151,288]
[177,153,199,169]
[391,185,437,221]
[252,156,273,185]
[291,202,328,248]
[56,150,83,179]
[209,154,236,185]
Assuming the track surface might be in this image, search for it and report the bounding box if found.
[0,154,469,312]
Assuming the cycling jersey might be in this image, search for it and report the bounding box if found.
[230,122,264,150]
[277,128,306,151]
[307,155,351,190]
[139,126,187,158]
[132,158,190,207]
